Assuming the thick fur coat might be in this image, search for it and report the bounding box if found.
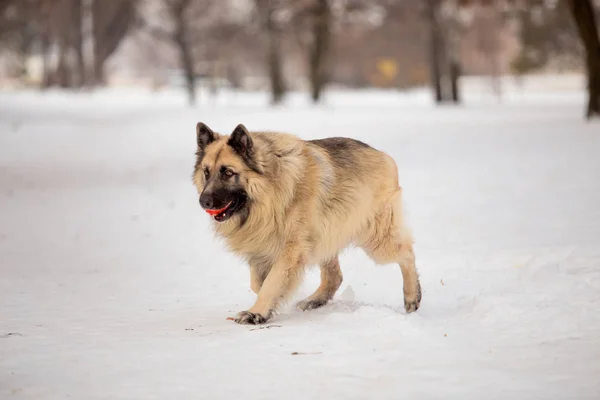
[192,123,421,324]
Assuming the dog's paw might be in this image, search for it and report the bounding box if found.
[404,299,420,313]
[404,281,422,313]
[234,310,270,325]
[296,298,327,311]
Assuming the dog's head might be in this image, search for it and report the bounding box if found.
[192,123,262,223]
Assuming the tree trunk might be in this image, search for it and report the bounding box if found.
[446,5,462,105]
[91,0,104,85]
[56,50,70,88]
[566,0,600,119]
[40,27,52,89]
[263,1,285,104]
[91,0,135,86]
[72,0,85,87]
[56,15,71,89]
[92,57,105,85]
[309,0,331,103]
[450,60,460,103]
[177,36,197,106]
[174,13,196,105]
[427,0,444,103]
[38,0,53,89]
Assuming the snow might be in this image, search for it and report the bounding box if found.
[1,81,600,399]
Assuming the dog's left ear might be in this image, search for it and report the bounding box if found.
[228,124,253,156]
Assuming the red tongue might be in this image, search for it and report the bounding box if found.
[205,202,231,216]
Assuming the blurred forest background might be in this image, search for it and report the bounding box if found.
[0,0,599,117]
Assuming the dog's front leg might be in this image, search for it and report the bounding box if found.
[235,246,304,325]
[249,260,269,295]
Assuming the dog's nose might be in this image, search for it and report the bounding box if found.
[199,193,213,210]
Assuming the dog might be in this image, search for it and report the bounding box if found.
[192,122,421,324]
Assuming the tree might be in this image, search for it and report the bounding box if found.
[70,0,85,87]
[426,0,463,104]
[52,0,85,88]
[140,0,241,106]
[443,1,463,103]
[471,2,504,99]
[427,0,445,103]
[308,0,331,103]
[254,0,286,104]
[140,0,198,105]
[92,0,137,85]
[0,0,133,88]
[290,0,335,103]
[565,0,600,119]
[509,0,582,75]
[0,0,44,85]
[169,0,197,105]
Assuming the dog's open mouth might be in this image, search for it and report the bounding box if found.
[205,196,246,222]
[206,201,233,222]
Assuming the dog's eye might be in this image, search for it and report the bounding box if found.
[223,169,234,178]
[204,169,209,178]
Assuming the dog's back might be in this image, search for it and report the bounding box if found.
[299,136,405,264]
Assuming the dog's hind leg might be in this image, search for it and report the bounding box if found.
[395,244,421,313]
[360,191,421,313]
[363,237,421,313]
[296,256,343,311]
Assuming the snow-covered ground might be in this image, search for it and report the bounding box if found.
[1,83,599,399]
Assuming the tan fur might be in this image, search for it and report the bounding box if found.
[192,123,421,324]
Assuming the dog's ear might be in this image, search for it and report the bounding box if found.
[196,122,216,150]
[228,124,253,156]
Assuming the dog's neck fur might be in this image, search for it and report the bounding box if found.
[213,132,310,262]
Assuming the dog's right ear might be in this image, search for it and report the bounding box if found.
[196,122,216,150]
